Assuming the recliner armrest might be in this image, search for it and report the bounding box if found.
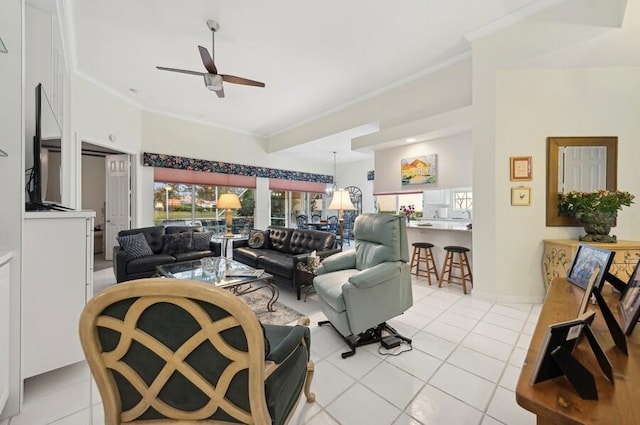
[347,262,402,289]
[316,250,356,275]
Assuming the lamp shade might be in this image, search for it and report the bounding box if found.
[328,189,356,211]
[217,193,241,209]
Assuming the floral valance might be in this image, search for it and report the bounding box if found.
[143,152,333,184]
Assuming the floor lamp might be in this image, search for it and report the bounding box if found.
[328,189,356,249]
[217,193,241,236]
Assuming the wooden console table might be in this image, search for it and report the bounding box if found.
[516,278,640,424]
[542,239,640,289]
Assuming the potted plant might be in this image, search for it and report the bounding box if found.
[399,205,415,222]
[557,190,635,243]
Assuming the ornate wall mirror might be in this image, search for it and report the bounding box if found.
[546,136,617,226]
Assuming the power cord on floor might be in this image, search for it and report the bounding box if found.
[378,340,413,356]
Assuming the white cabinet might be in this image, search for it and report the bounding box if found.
[22,211,94,378]
[0,251,11,413]
[424,189,450,205]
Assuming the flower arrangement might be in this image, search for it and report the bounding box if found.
[399,205,415,219]
[557,190,635,218]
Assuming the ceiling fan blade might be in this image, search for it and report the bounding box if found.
[221,74,265,87]
[156,66,204,77]
[215,87,225,98]
[198,46,218,74]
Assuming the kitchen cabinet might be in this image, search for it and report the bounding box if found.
[424,189,450,205]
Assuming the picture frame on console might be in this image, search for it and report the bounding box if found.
[618,261,640,335]
[567,245,614,291]
[577,266,601,315]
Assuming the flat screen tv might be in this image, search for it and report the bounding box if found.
[26,83,64,210]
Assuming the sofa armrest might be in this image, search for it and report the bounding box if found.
[112,246,129,283]
[292,247,341,268]
[315,250,356,275]
[234,238,249,249]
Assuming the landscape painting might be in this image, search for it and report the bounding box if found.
[401,154,437,186]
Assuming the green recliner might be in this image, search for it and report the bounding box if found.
[313,213,413,357]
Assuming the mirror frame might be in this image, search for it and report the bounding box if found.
[546,136,617,226]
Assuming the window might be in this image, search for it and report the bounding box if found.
[271,190,329,227]
[154,182,254,234]
[375,193,423,218]
[453,190,473,211]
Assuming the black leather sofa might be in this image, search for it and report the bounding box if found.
[113,225,219,283]
[233,226,340,299]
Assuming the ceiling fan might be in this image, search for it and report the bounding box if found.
[156,20,265,98]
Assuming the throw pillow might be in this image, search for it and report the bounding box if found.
[248,229,267,249]
[192,232,213,251]
[162,232,194,255]
[117,233,154,260]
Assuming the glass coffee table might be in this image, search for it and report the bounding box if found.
[156,258,279,312]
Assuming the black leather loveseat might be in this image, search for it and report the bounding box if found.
[233,226,340,299]
[113,225,218,283]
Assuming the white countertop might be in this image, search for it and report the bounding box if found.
[408,220,472,232]
[25,210,96,219]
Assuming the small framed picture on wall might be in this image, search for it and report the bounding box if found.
[510,156,532,181]
[511,186,531,206]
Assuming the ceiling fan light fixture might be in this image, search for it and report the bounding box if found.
[204,74,223,91]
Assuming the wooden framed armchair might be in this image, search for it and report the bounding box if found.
[79,278,315,424]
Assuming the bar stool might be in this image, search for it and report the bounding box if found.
[410,242,439,285]
[438,245,473,294]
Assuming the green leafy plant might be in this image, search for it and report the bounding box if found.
[558,190,635,218]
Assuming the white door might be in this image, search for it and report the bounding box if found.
[105,155,131,260]
[561,146,607,192]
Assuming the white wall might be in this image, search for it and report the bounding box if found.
[336,157,375,214]
[139,111,336,226]
[25,4,55,171]
[268,58,472,152]
[374,133,472,194]
[0,0,23,418]
[71,75,143,223]
[471,0,640,303]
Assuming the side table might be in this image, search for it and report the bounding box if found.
[296,261,321,301]
[213,234,248,258]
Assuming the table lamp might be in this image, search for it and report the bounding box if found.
[328,189,356,248]
[217,193,241,236]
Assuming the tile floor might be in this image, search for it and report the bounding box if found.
[4,267,540,425]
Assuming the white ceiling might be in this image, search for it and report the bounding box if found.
[67,0,539,161]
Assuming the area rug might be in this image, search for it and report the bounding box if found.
[239,292,304,325]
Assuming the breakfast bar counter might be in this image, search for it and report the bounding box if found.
[407,220,472,274]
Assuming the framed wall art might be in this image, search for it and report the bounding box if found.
[511,186,531,206]
[510,156,532,181]
[401,154,437,186]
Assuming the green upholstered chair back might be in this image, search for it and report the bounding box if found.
[353,214,409,270]
[79,278,271,425]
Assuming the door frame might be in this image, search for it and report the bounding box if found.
[76,135,137,254]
